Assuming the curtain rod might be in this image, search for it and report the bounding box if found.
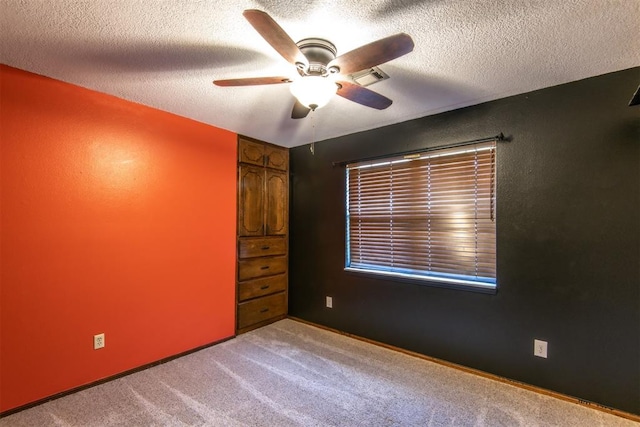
[332,133,505,167]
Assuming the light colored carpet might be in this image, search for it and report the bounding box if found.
[1,319,636,426]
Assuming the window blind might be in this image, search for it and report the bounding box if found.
[346,141,496,287]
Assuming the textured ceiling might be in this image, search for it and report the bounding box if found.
[1,0,639,148]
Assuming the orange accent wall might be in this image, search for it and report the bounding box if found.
[0,65,237,412]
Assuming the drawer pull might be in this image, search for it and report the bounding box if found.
[260,285,270,290]
[260,308,269,313]
[260,266,270,270]
[261,246,270,250]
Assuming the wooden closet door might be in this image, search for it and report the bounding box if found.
[264,145,288,171]
[265,169,288,235]
[239,138,265,166]
[238,164,265,236]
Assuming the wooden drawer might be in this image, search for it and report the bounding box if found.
[238,256,287,281]
[238,274,287,302]
[238,237,286,259]
[238,292,286,330]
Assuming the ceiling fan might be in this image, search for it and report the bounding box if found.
[213,10,414,119]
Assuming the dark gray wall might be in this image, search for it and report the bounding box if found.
[288,67,640,414]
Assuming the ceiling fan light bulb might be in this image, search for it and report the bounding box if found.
[290,76,337,110]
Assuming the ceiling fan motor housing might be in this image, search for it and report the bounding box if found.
[296,38,337,76]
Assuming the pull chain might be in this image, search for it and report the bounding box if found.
[310,110,315,155]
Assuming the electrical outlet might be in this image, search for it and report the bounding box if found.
[94,333,105,350]
[326,296,333,309]
[534,339,547,358]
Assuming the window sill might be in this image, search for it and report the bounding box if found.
[344,267,498,295]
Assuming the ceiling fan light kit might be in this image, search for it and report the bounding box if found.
[289,76,337,110]
[213,9,414,119]
[290,38,339,110]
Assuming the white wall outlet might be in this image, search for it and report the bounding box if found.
[326,296,333,309]
[534,339,547,358]
[94,333,105,350]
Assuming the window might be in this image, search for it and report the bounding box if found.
[345,141,496,291]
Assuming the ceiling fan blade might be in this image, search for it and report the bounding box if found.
[291,99,311,119]
[336,80,393,110]
[328,33,414,76]
[243,9,308,68]
[213,76,292,86]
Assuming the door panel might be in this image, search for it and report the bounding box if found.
[239,138,265,166]
[266,170,288,235]
[265,145,288,171]
[238,165,264,236]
